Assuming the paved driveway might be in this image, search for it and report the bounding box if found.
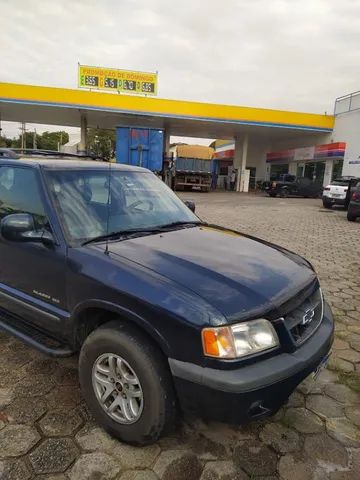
[0,192,359,480]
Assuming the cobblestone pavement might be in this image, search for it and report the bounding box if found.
[0,192,359,480]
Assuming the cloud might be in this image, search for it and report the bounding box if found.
[1,0,360,137]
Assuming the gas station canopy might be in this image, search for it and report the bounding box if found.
[0,82,334,140]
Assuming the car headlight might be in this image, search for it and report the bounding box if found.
[202,319,279,359]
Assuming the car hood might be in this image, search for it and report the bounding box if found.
[101,226,316,322]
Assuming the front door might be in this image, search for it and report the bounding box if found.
[0,165,68,337]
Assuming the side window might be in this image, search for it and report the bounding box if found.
[0,166,50,230]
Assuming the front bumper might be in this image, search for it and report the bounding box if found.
[169,302,334,424]
[348,203,360,218]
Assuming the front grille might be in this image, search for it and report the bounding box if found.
[284,288,323,345]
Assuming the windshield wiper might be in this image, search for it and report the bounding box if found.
[82,221,204,246]
[81,227,164,246]
[156,220,204,230]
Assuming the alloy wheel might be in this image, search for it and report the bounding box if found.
[92,353,144,424]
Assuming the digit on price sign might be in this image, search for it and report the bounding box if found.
[123,80,135,91]
[84,75,99,87]
[141,82,155,93]
[104,77,117,89]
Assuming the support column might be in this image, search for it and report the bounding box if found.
[234,135,249,192]
[234,136,242,192]
[164,129,170,157]
[163,129,172,187]
[240,134,249,192]
[78,114,88,154]
[323,159,333,187]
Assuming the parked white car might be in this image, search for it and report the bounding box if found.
[322,177,360,209]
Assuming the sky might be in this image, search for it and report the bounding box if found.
[1,0,360,142]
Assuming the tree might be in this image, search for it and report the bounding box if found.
[0,135,12,148]
[1,130,69,150]
[87,128,115,160]
[39,131,69,150]
[10,132,41,149]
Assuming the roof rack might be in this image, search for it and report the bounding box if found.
[11,148,107,161]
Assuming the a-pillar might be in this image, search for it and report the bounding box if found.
[78,114,88,154]
[234,134,249,192]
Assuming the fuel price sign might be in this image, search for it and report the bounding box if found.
[78,65,157,96]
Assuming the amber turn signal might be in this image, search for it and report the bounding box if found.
[202,327,236,359]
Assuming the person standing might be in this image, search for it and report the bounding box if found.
[230,170,236,191]
[211,171,218,190]
[169,158,176,190]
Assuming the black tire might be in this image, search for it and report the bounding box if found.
[269,193,277,198]
[347,212,357,222]
[280,188,289,198]
[79,321,177,445]
[322,200,332,209]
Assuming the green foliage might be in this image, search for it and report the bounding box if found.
[0,136,12,148]
[38,131,69,150]
[87,128,115,160]
[0,131,69,150]
[1,129,115,159]
[10,132,42,148]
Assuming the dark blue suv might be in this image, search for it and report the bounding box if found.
[0,157,334,445]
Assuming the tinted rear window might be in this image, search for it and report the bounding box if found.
[331,180,349,186]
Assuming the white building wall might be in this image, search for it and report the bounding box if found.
[216,139,270,182]
[246,140,271,181]
[288,162,297,176]
[269,133,332,152]
[332,110,360,177]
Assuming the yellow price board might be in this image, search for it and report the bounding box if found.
[78,64,157,95]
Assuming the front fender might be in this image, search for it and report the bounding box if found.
[70,298,171,355]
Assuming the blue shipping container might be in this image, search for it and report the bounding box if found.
[116,127,164,171]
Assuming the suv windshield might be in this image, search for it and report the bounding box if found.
[45,169,198,245]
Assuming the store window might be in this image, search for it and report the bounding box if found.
[270,164,288,180]
[248,167,256,189]
[332,159,344,180]
[296,164,304,178]
[304,162,325,184]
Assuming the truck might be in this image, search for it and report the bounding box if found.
[0,151,334,446]
[116,127,164,172]
[169,144,214,192]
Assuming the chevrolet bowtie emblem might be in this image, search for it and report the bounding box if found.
[302,308,315,325]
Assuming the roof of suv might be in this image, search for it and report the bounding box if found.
[0,157,149,172]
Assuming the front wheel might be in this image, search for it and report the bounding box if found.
[280,188,289,198]
[347,212,357,222]
[79,321,177,445]
[269,193,277,197]
[322,200,332,209]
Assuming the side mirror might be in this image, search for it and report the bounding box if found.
[1,213,54,245]
[184,200,196,213]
